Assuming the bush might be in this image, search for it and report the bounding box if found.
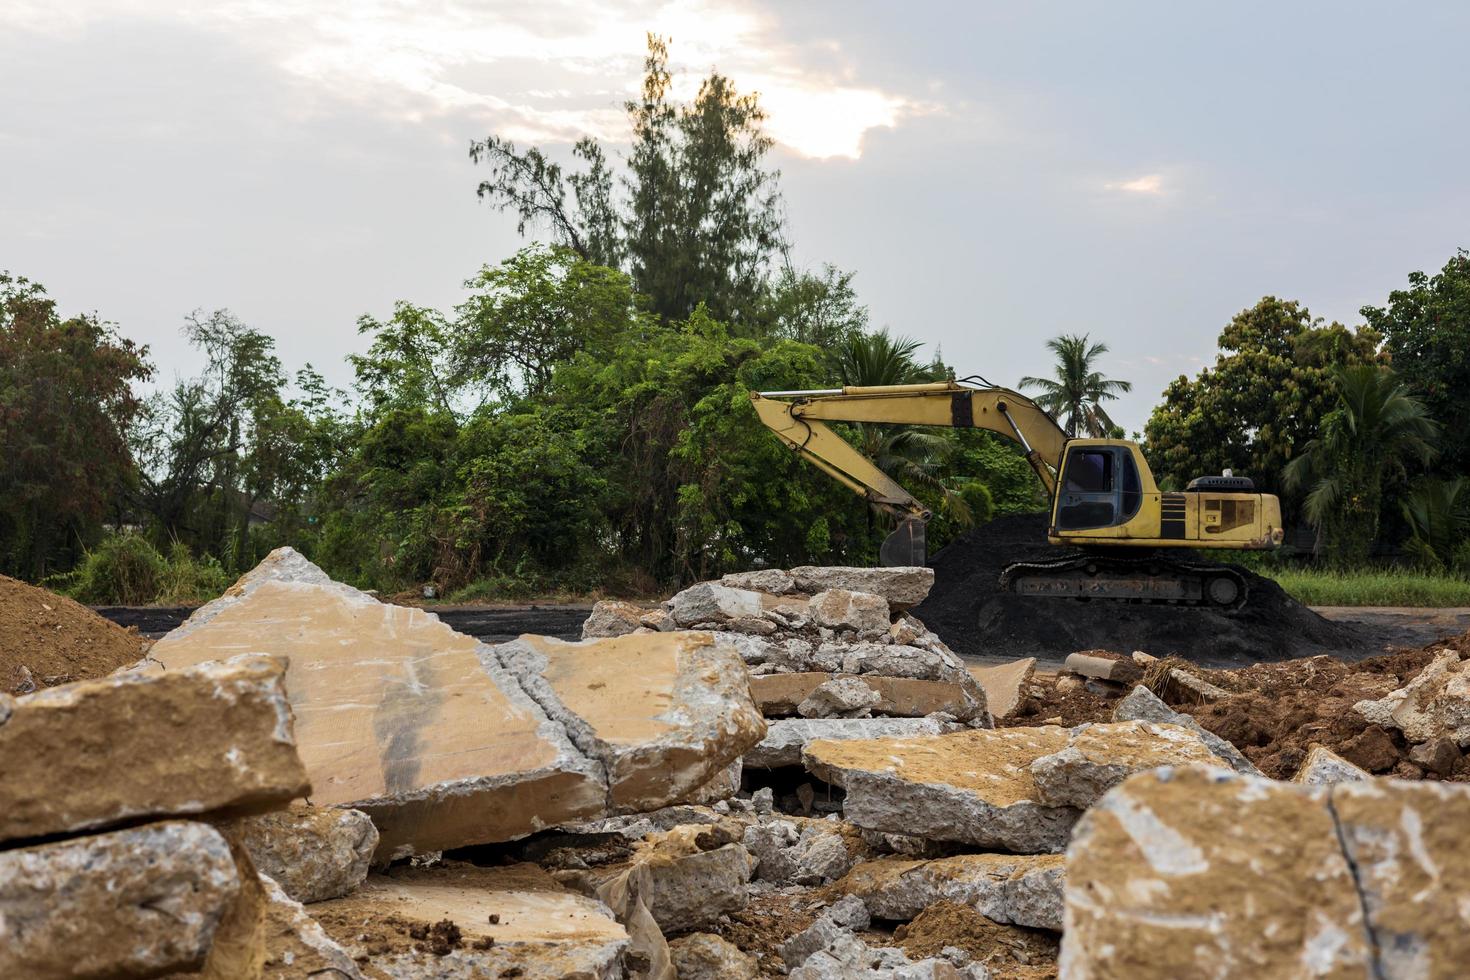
[66,533,167,605]
[155,541,231,605]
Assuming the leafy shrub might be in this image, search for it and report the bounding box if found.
[66,533,166,605]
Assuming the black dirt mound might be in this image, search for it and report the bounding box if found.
[912,513,1382,667]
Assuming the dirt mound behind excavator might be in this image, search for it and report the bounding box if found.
[913,513,1381,667]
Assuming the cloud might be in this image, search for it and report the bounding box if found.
[1106,173,1166,195]
[3,0,922,160]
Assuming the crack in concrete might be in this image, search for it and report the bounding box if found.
[1325,787,1387,980]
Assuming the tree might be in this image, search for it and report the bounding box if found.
[1360,249,1470,478]
[0,273,152,578]
[1020,334,1132,438]
[757,263,868,350]
[470,34,785,327]
[1283,365,1438,567]
[1399,478,1470,572]
[1144,298,1382,496]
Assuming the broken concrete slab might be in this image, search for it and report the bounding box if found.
[581,600,647,638]
[311,862,630,980]
[1354,649,1470,746]
[969,658,1035,720]
[256,874,366,979]
[670,582,806,628]
[742,816,862,886]
[721,568,798,595]
[750,672,984,721]
[0,821,240,980]
[809,588,891,632]
[1292,745,1371,785]
[146,549,607,859]
[1060,766,1470,979]
[493,631,766,813]
[837,641,977,688]
[1029,721,1223,809]
[1111,684,1261,776]
[804,727,1081,853]
[1063,651,1142,684]
[670,933,760,980]
[799,676,882,718]
[0,654,309,846]
[836,853,1066,932]
[216,805,378,904]
[746,716,950,768]
[789,566,935,610]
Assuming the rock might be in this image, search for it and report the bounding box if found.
[838,641,975,687]
[494,632,766,814]
[1293,745,1371,785]
[969,658,1036,720]
[1131,650,1159,666]
[1353,650,1470,746]
[311,862,629,980]
[670,933,761,979]
[1061,766,1470,979]
[145,549,607,859]
[1064,651,1142,684]
[0,821,240,979]
[1409,736,1462,776]
[752,786,775,813]
[671,582,794,627]
[751,672,985,722]
[782,895,872,966]
[215,805,377,904]
[1112,685,1261,775]
[722,568,799,595]
[1029,721,1223,809]
[640,608,676,632]
[679,758,743,805]
[256,874,366,978]
[809,588,892,632]
[1164,667,1232,703]
[836,852,1066,931]
[745,717,950,768]
[1083,678,1128,698]
[789,566,935,610]
[804,727,1081,853]
[800,676,883,718]
[581,600,647,638]
[0,654,309,846]
[1340,724,1400,773]
[794,830,857,885]
[1055,674,1084,694]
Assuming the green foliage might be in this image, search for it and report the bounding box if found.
[1361,249,1470,478]
[1144,297,1382,499]
[0,273,153,578]
[470,34,784,327]
[65,533,167,605]
[1265,567,1470,607]
[1283,365,1438,568]
[1400,478,1470,572]
[1020,334,1131,438]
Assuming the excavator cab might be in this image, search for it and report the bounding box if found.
[1053,443,1145,532]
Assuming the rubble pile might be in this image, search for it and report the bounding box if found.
[10,548,1470,978]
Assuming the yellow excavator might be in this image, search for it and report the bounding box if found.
[751,379,1284,609]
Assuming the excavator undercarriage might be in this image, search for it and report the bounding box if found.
[999,552,1249,609]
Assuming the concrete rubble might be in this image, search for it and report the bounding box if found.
[17,549,1470,979]
[1061,765,1470,979]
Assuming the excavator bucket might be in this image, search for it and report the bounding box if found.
[880,517,927,568]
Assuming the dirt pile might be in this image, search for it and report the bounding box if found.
[913,513,1379,666]
[892,900,1058,979]
[0,574,148,695]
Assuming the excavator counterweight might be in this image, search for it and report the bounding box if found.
[752,380,1284,610]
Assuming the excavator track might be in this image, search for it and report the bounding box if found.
[999,554,1249,610]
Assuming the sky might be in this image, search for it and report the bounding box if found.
[3,1,1468,434]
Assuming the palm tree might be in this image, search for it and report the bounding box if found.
[837,330,971,526]
[1019,334,1132,437]
[1400,478,1469,570]
[1283,364,1438,568]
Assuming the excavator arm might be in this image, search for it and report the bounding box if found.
[750,381,1068,564]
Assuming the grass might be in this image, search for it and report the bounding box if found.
[1265,568,1470,607]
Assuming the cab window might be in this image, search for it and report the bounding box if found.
[1057,447,1143,530]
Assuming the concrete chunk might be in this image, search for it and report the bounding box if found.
[1112,684,1261,775]
[146,548,607,859]
[1293,745,1371,785]
[581,600,646,638]
[969,658,1036,720]
[1353,650,1470,746]
[809,588,891,632]
[670,933,760,980]
[311,862,629,980]
[837,853,1066,931]
[746,716,950,768]
[216,805,378,904]
[0,821,241,980]
[0,654,309,845]
[789,566,935,610]
[804,727,1081,852]
[799,676,883,718]
[1063,650,1142,684]
[721,569,798,595]
[751,672,984,721]
[1029,721,1222,809]
[493,632,766,813]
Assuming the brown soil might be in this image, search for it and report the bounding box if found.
[0,574,148,695]
[710,891,822,976]
[892,901,1058,979]
[997,633,1470,781]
